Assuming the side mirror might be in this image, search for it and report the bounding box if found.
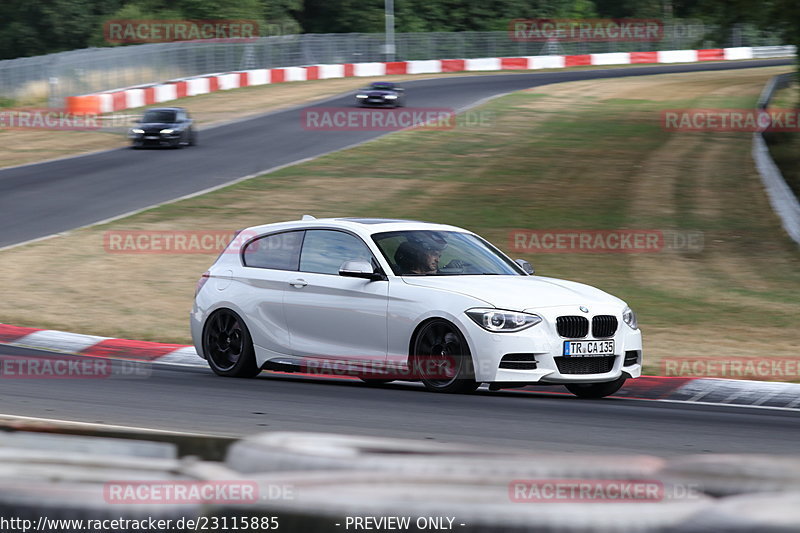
[515,259,534,275]
[339,260,383,281]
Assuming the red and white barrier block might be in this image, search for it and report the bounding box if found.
[65,46,794,115]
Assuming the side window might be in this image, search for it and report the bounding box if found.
[299,230,374,275]
[242,231,303,270]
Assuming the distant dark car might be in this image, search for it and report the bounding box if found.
[129,107,196,148]
[355,82,406,108]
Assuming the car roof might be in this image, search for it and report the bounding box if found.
[239,217,469,238]
[145,107,184,112]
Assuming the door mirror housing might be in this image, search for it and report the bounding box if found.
[515,259,534,275]
[339,260,384,281]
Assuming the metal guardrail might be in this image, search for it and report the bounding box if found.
[751,45,798,59]
[752,72,800,246]
[0,24,789,105]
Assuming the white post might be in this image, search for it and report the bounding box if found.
[384,0,396,61]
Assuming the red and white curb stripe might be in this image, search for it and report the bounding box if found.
[0,323,202,367]
[2,323,799,407]
[67,46,795,114]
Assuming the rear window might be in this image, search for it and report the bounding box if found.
[242,231,304,270]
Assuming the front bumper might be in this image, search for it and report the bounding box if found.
[461,305,643,384]
[357,98,397,107]
[130,132,181,146]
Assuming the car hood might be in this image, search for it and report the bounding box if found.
[400,275,624,311]
[366,90,395,96]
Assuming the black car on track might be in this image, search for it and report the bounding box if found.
[355,82,406,108]
[129,107,196,148]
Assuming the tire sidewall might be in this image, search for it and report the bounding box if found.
[203,309,259,377]
[412,319,478,393]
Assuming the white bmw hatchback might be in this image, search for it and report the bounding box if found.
[191,217,642,398]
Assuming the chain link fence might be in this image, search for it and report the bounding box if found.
[0,24,788,106]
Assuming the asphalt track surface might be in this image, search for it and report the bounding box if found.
[0,58,792,248]
[2,346,799,455]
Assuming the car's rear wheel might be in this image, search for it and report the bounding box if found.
[203,309,261,378]
[565,376,626,399]
[412,320,479,394]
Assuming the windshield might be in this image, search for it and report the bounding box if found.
[369,83,395,90]
[373,230,522,276]
[142,110,176,123]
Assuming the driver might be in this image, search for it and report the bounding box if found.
[394,240,442,275]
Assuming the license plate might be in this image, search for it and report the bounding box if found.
[145,136,159,139]
[563,340,615,357]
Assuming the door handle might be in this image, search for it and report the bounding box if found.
[289,278,308,288]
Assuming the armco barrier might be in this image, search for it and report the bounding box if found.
[209,471,712,533]
[1,428,800,531]
[660,455,800,497]
[225,432,663,477]
[65,46,796,115]
[752,72,800,246]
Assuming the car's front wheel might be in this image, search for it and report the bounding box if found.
[412,319,479,394]
[203,309,261,378]
[565,376,626,399]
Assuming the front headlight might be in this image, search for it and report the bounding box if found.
[622,306,638,330]
[466,308,542,333]
[385,95,398,99]
[356,94,367,98]
[160,128,174,134]
[130,128,144,134]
